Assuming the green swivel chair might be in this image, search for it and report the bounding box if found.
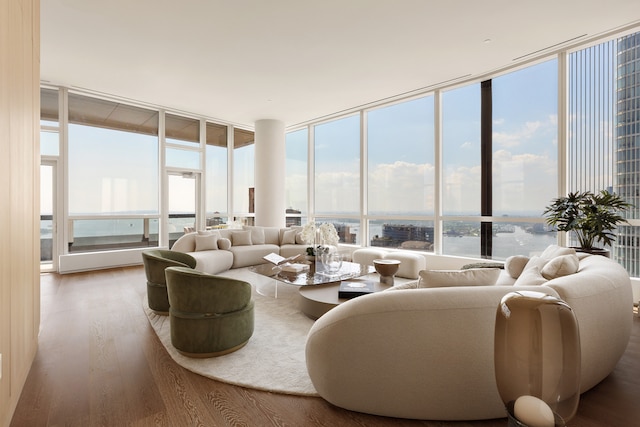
[142,249,197,315]
[165,266,254,357]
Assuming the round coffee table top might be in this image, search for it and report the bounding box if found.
[298,279,391,320]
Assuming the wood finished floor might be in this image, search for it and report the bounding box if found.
[9,266,640,427]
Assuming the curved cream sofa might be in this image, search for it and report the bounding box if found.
[171,226,311,274]
[305,252,633,421]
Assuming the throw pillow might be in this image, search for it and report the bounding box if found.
[513,257,549,286]
[195,233,218,251]
[417,268,501,288]
[505,255,530,279]
[217,238,232,250]
[243,226,266,245]
[295,232,304,245]
[513,265,548,286]
[540,254,580,280]
[281,229,297,245]
[231,230,252,246]
[197,230,211,236]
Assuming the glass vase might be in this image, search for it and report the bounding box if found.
[494,290,581,426]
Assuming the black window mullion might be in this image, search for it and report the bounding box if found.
[481,80,493,258]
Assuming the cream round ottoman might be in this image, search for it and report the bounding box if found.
[382,252,426,280]
[352,248,388,267]
[352,248,426,280]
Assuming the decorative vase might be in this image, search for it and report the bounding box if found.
[494,290,581,427]
[305,255,316,275]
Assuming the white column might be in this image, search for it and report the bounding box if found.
[254,119,286,227]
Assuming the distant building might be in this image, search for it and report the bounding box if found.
[286,208,301,226]
[614,32,640,277]
[371,224,434,250]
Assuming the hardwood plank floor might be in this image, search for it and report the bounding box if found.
[10,266,640,426]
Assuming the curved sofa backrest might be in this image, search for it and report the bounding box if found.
[306,284,561,420]
[171,233,197,252]
[541,254,633,392]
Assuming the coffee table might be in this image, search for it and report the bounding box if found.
[298,279,390,320]
[250,261,375,300]
[251,261,374,287]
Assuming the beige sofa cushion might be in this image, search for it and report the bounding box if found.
[505,255,530,279]
[243,226,265,245]
[418,268,501,288]
[541,254,580,280]
[281,229,297,245]
[231,230,252,246]
[514,257,548,286]
[195,233,218,251]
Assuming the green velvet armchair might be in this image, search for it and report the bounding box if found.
[165,266,254,357]
[142,249,197,315]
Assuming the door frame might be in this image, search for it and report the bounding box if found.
[40,158,61,272]
[162,169,203,248]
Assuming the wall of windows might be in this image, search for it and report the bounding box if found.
[40,88,251,268]
[286,28,640,275]
[41,26,640,278]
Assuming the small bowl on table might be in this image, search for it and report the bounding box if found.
[373,259,401,286]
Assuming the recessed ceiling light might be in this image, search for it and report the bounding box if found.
[483,39,492,44]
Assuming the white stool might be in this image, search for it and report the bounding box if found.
[383,252,426,280]
[352,248,388,266]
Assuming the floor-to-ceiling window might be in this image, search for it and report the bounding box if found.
[314,115,361,244]
[40,87,60,270]
[206,121,228,227]
[233,128,256,225]
[569,30,640,276]
[165,113,201,240]
[67,93,159,253]
[441,83,482,258]
[490,59,559,258]
[285,128,308,226]
[366,96,435,251]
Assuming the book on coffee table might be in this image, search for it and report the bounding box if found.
[338,280,376,299]
[263,252,301,265]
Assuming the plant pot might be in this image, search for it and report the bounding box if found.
[572,247,610,258]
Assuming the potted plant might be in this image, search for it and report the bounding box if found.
[542,190,632,256]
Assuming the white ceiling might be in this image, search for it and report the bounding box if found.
[41,0,640,128]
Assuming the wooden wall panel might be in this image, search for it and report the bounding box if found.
[0,0,40,426]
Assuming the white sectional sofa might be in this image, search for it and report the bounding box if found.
[171,225,311,274]
[305,246,633,421]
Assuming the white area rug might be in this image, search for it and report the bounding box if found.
[143,268,318,396]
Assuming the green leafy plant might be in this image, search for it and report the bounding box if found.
[543,190,632,250]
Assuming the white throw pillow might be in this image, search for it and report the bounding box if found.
[195,233,218,251]
[231,230,252,246]
[514,257,549,286]
[281,229,297,245]
[418,268,501,288]
[243,226,266,245]
[505,255,530,279]
[540,254,580,280]
[217,238,232,250]
[514,265,548,286]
